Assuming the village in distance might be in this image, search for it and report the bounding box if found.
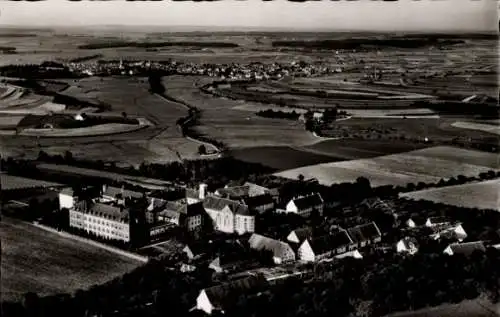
[0,25,499,317]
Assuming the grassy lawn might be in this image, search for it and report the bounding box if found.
[1,217,143,302]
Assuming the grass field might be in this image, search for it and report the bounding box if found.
[1,217,142,302]
[1,174,62,191]
[163,75,319,148]
[275,146,499,187]
[400,179,500,211]
[386,297,500,317]
[451,121,500,136]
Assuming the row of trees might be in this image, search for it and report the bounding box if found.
[221,249,500,317]
[256,109,300,120]
[6,247,497,317]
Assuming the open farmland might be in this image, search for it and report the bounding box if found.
[275,146,499,187]
[162,75,319,148]
[400,179,500,211]
[1,217,142,302]
[386,298,500,317]
[451,121,500,136]
[1,174,62,191]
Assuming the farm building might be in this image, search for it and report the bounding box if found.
[443,241,486,256]
[298,230,353,262]
[208,255,259,274]
[396,237,419,255]
[285,193,324,217]
[203,196,255,235]
[430,223,468,242]
[242,194,275,214]
[287,226,314,245]
[196,274,268,315]
[1,174,62,193]
[425,216,452,227]
[248,233,296,264]
[347,222,382,248]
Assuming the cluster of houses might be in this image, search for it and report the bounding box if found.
[67,59,338,81]
[396,215,489,257]
[58,181,336,244]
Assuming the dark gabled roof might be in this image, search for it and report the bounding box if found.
[88,202,129,223]
[103,186,143,199]
[242,194,274,208]
[448,241,486,256]
[290,226,313,243]
[292,193,323,210]
[347,222,382,243]
[165,200,206,216]
[427,216,452,225]
[309,230,353,255]
[248,234,294,257]
[216,185,251,199]
[399,237,419,249]
[203,196,252,216]
[204,274,268,309]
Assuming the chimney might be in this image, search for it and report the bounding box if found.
[102,184,107,195]
[199,183,207,200]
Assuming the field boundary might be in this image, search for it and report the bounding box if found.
[31,222,149,263]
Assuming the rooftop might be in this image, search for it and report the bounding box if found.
[103,186,144,200]
[248,234,294,257]
[447,241,486,256]
[79,201,130,223]
[291,193,323,210]
[203,196,252,216]
[347,222,382,244]
[203,274,268,309]
[309,230,353,254]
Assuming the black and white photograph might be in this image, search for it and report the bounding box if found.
[0,0,498,316]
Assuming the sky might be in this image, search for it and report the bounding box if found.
[0,0,497,32]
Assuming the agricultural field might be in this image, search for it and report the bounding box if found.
[275,146,500,187]
[386,297,500,317]
[1,217,142,302]
[163,75,319,148]
[400,179,500,211]
[451,121,500,136]
[1,174,62,191]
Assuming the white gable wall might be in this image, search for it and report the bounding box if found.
[196,290,214,315]
[298,240,315,262]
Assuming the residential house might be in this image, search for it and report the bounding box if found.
[443,241,486,256]
[159,200,205,232]
[430,223,467,242]
[59,187,75,210]
[396,237,419,255]
[406,218,417,228]
[203,196,255,235]
[242,194,275,214]
[298,230,353,262]
[243,182,280,202]
[347,222,382,248]
[287,226,313,245]
[285,193,324,217]
[196,274,268,315]
[208,255,259,274]
[248,233,296,264]
[183,241,213,261]
[425,216,452,227]
[69,200,131,242]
